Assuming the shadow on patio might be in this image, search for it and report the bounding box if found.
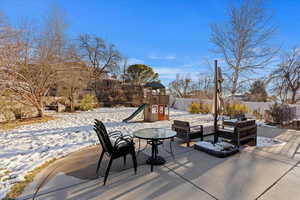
[19,127,299,200]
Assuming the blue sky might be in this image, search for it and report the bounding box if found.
[1,0,300,86]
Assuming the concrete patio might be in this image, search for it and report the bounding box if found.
[18,126,300,200]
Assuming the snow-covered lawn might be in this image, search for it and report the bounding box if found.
[0,107,289,198]
[0,107,214,198]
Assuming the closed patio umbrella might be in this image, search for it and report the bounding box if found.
[212,61,224,143]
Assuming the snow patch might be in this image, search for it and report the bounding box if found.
[195,141,235,151]
[256,136,285,147]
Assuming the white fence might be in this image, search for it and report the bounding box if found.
[170,96,300,119]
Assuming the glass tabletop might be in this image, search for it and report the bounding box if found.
[133,128,176,140]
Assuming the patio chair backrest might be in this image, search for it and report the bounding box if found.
[94,119,114,154]
[233,120,257,136]
[235,120,256,129]
[173,120,191,132]
[98,120,109,135]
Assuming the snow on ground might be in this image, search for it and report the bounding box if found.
[195,137,285,151]
[256,136,286,147]
[0,107,214,199]
[195,141,235,151]
[255,120,278,128]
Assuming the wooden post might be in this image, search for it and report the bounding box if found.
[214,60,219,143]
[168,103,170,120]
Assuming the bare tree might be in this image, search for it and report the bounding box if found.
[270,47,300,104]
[57,63,88,111]
[0,9,68,117]
[56,44,89,111]
[210,0,277,95]
[121,57,128,83]
[78,34,122,95]
[169,74,193,98]
[0,12,20,70]
[191,73,214,98]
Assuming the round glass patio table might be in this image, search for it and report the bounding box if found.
[133,128,176,171]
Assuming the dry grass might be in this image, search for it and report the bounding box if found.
[0,170,12,179]
[0,116,56,131]
[4,159,57,200]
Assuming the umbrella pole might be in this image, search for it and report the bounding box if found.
[214,60,219,143]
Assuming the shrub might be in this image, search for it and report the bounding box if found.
[252,109,262,120]
[266,103,289,124]
[188,102,201,114]
[200,103,211,114]
[239,104,250,114]
[223,102,249,117]
[78,94,97,111]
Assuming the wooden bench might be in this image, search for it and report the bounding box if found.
[218,120,257,147]
[171,120,203,147]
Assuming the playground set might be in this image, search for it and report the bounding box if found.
[123,82,170,122]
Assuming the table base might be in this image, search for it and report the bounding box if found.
[146,156,166,165]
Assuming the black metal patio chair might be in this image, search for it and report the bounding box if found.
[94,119,137,185]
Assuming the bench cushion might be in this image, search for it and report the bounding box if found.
[190,126,202,132]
